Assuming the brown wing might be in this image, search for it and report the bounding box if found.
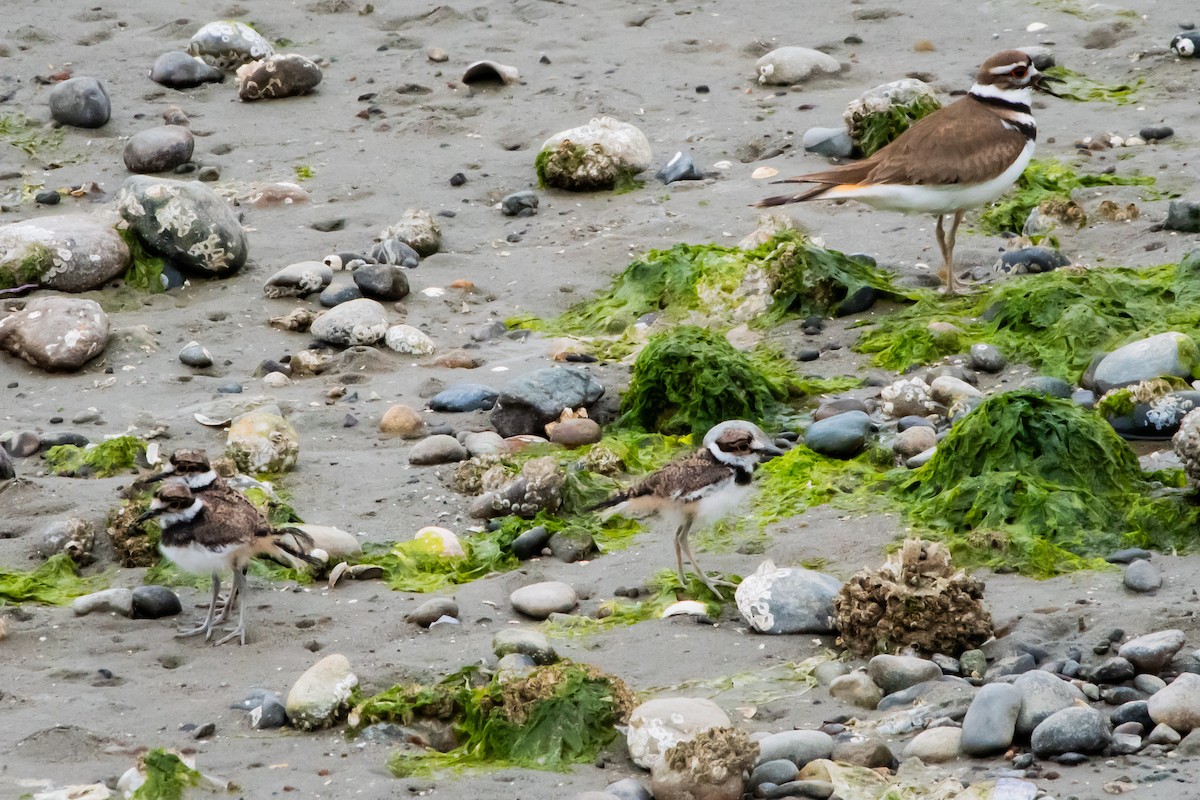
[615,450,734,503]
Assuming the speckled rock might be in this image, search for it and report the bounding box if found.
[867,655,943,696]
[264,261,333,298]
[735,560,840,634]
[117,176,248,276]
[225,407,300,473]
[188,20,275,70]
[626,697,731,770]
[150,51,226,88]
[510,581,578,619]
[0,214,130,292]
[969,343,1007,373]
[48,77,110,128]
[310,298,390,347]
[237,54,322,101]
[0,296,109,371]
[123,126,195,174]
[285,654,358,730]
[379,210,441,257]
[1030,705,1111,756]
[384,324,434,355]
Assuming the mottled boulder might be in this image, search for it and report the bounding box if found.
[48,77,110,128]
[0,296,109,371]
[263,261,333,298]
[225,407,300,474]
[490,366,605,436]
[123,126,195,174]
[237,54,323,101]
[379,209,441,257]
[0,214,129,292]
[150,51,226,88]
[538,117,652,191]
[310,298,390,347]
[188,20,275,70]
[117,176,248,276]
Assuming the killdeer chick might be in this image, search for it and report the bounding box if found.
[757,50,1061,294]
[592,421,783,599]
[137,480,317,646]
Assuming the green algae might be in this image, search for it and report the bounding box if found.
[130,749,202,800]
[0,553,107,605]
[0,242,53,290]
[535,142,642,192]
[44,435,147,478]
[978,158,1155,235]
[0,112,64,159]
[1043,66,1142,105]
[896,391,1200,576]
[349,662,635,776]
[753,444,893,526]
[542,569,734,638]
[118,226,167,293]
[851,94,943,157]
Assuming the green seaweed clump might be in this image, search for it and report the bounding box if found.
[349,662,636,776]
[0,553,107,605]
[543,569,734,637]
[1043,66,1142,105]
[535,140,641,192]
[45,435,147,478]
[754,444,891,526]
[850,92,943,157]
[118,226,166,293]
[618,326,789,438]
[0,242,54,290]
[0,111,64,158]
[898,391,1200,575]
[131,748,201,800]
[978,158,1154,235]
[293,164,314,181]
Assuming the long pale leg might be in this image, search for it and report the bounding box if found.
[680,535,735,601]
[214,568,248,646]
[212,568,243,625]
[945,210,964,295]
[177,573,220,639]
[673,520,690,587]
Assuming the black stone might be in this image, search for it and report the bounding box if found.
[999,246,1069,274]
[131,585,182,619]
[450,172,467,186]
[834,285,877,316]
[1110,700,1154,730]
[797,348,820,362]
[1139,125,1174,142]
[1107,548,1152,564]
[1090,656,1135,684]
[1165,200,1200,233]
[0,448,14,480]
[353,263,411,301]
[319,283,363,307]
[502,190,539,217]
[38,432,88,450]
[511,526,551,560]
[150,51,225,89]
[48,77,110,128]
[35,190,60,205]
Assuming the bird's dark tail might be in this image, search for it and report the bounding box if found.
[585,493,629,514]
[258,527,324,566]
[753,183,833,208]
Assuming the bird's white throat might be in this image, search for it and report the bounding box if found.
[159,499,204,527]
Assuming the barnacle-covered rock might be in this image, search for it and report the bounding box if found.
[1173,407,1200,485]
[379,209,442,257]
[844,79,942,157]
[879,377,941,420]
[188,21,275,71]
[1100,378,1200,440]
[469,455,564,519]
[117,176,248,276]
[536,117,651,191]
[237,54,322,101]
[651,726,755,800]
[36,517,97,565]
[834,538,993,657]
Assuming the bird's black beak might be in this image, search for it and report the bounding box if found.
[135,470,171,486]
[1032,72,1064,98]
[135,509,157,525]
[757,443,787,460]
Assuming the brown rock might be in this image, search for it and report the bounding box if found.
[548,418,602,448]
[0,296,109,371]
[892,426,936,459]
[433,349,483,369]
[380,404,425,438]
[814,398,869,421]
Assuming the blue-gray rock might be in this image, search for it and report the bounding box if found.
[750,759,799,790]
[490,366,605,437]
[263,261,333,298]
[985,653,1036,682]
[117,176,248,276]
[960,683,1021,756]
[429,384,499,412]
[1095,333,1200,393]
[252,694,288,729]
[123,126,195,174]
[734,561,840,634]
[238,54,323,101]
[1019,376,1073,398]
[502,190,539,217]
[311,298,389,347]
[805,410,871,459]
[188,20,275,70]
[319,282,362,307]
[131,585,181,619]
[1108,390,1200,440]
[1119,630,1186,674]
[998,247,1069,274]
[867,654,943,696]
[405,597,458,627]
[655,151,703,183]
[369,238,421,268]
[408,434,468,466]
[548,530,596,563]
[48,77,110,128]
[1134,674,1167,694]
[1107,548,1152,564]
[1165,200,1200,233]
[755,730,834,768]
[218,382,243,394]
[1031,705,1111,756]
[897,415,936,432]
[605,778,651,800]
[493,628,557,665]
[802,126,855,158]
[1139,125,1174,141]
[511,525,551,560]
[1111,700,1155,730]
[0,213,131,292]
[1102,686,1145,705]
[150,51,226,88]
[1014,670,1086,737]
[1125,559,1162,592]
[471,320,508,342]
[969,343,1007,373]
[178,341,213,368]
[353,263,410,301]
[1072,389,1096,408]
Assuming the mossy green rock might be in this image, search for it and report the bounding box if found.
[1093,332,1200,393]
[537,116,651,191]
[225,407,300,474]
[844,79,942,157]
[117,175,248,276]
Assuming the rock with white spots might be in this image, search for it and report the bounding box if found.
[735,560,840,634]
[0,214,130,292]
[117,176,248,276]
[285,654,358,730]
[188,21,275,71]
[0,296,109,372]
[384,324,436,355]
[237,54,323,101]
[626,697,732,770]
[263,261,333,298]
[225,407,300,474]
[1094,332,1200,393]
[310,298,390,347]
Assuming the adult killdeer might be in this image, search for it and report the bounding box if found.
[138,480,317,646]
[757,50,1060,294]
[591,420,783,599]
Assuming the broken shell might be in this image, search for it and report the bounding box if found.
[194,413,232,427]
[327,561,351,589]
[461,60,520,86]
[421,287,446,298]
[427,47,448,63]
[751,166,779,180]
[661,600,710,619]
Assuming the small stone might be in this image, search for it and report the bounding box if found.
[867,654,943,696]
[1030,705,1112,756]
[1135,674,1168,694]
[1019,375,1073,398]
[178,341,213,368]
[406,597,458,627]
[802,126,855,158]
[1118,629,1186,674]
[805,410,871,459]
[151,51,226,88]
[0,448,12,480]
[510,580,578,619]
[1147,722,1182,745]
[1180,729,1200,755]
[72,587,134,617]
[252,695,288,729]
[929,375,982,406]
[123,126,195,173]
[461,431,506,457]
[969,343,1007,373]
[755,47,840,85]
[131,585,182,619]
[3,431,39,458]
[383,324,434,355]
[548,418,602,447]
[48,76,110,128]
[1148,672,1200,733]
[1124,559,1162,592]
[492,628,557,665]
[1107,547,1152,564]
[813,398,869,421]
[0,296,110,372]
[1094,331,1200,392]
[1091,656,1136,684]
[429,384,499,412]
[379,404,425,438]
[1139,125,1173,142]
[548,530,596,563]
[34,189,61,205]
[892,426,936,459]
[901,726,962,763]
[226,408,299,474]
[319,283,362,307]
[754,730,833,768]
[997,246,1069,274]
[511,525,551,560]
[1165,200,1200,233]
[263,261,333,298]
[960,683,1021,756]
[750,759,799,789]
[237,53,322,100]
[831,734,895,769]
[354,264,411,301]
[655,150,704,183]
[829,672,883,709]
[502,190,539,217]
[310,298,390,347]
[1112,700,1155,730]
[408,434,467,465]
[285,653,358,730]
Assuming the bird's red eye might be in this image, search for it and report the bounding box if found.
[1012,65,1028,78]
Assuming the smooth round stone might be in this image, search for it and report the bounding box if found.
[969,343,1007,373]
[35,189,61,205]
[605,778,652,800]
[511,525,551,560]
[408,434,467,465]
[188,20,275,70]
[1125,559,1162,592]
[405,596,458,627]
[1013,669,1086,737]
[1148,672,1200,733]
[285,654,358,731]
[48,77,110,128]
[805,410,871,459]
[1090,656,1135,684]
[461,431,506,457]
[900,726,962,763]
[1110,732,1142,754]
[1112,700,1155,730]
[471,320,508,341]
[930,375,982,405]
[178,341,213,368]
[750,759,799,789]
[5,430,40,458]
[1147,722,1182,745]
[263,261,333,298]
[429,384,499,412]
[311,298,389,347]
[548,418,602,448]
[1134,674,1168,695]
[1103,686,1145,705]
[123,126,194,174]
[893,426,936,459]
[492,628,556,665]
[1019,376,1072,398]
[1139,125,1173,141]
[39,432,89,449]
[0,296,110,372]
[998,246,1069,274]
[813,398,869,421]
[1166,200,1200,233]
[131,585,182,619]
[1095,331,1199,393]
[238,54,323,101]
[548,530,595,563]
[1031,705,1112,756]
[802,126,854,158]
[510,581,578,619]
[961,683,1021,756]
[497,653,537,677]
[831,734,894,769]
[370,238,421,268]
[384,324,434,355]
[379,404,424,438]
[867,654,943,696]
[829,672,882,709]
[150,51,225,88]
[626,697,730,770]
[319,283,362,307]
[72,587,134,617]
[501,190,539,217]
[755,730,833,769]
[896,415,936,432]
[1119,630,1186,674]
[353,263,410,301]
[252,694,288,729]
[736,561,840,634]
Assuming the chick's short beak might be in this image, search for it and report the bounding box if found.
[1032,71,1064,97]
[757,441,787,460]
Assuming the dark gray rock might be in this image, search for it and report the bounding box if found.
[985,652,1036,682]
[1166,200,1200,233]
[1019,376,1072,398]
[734,562,840,634]
[750,759,799,789]
[1107,548,1152,564]
[48,77,110,128]
[502,190,539,217]
[253,694,288,729]
[131,585,182,619]
[1107,390,1200,440]
[1139,125,1173,141]
[1112,700,1155,730]
[834,285,877,316]
[150,51,226,88]
[406,597,458,627]
[471,320,508,341]
[5,432,41,458]
[1031,706,1111,756]
[1072,389,1096,408]
[117,176,248,276]
[353,263,410,301]
[123,126,195,173]
[548,530,596,563]
[997,246,1069,274]
[490,366,604,437]
[805,410,871,459]
[429,384,499,412]
[1014,670,1086,737]
[1091,656,1136,684]
[969,343,1007,373]
[655,151,704,183]
[493,627,557,665]
[0,447,13,480]
[319,282,362,307]
[867,655,943,696]
[754,730,834,768]
[896,415,936,432]
[511,525,551,560]
[1119,630,1186,674]
[178,341,213,368]
[1125,559,1162,592]
[961,683,1021,756]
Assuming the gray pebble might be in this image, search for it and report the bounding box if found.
[48,76,110,128]
[179,341,214,368]
[406,596,458,627]
[502,190,539,217]
[123,126,195,173]
[131,585,182,619]
[511,525,551,559]
[968,343,1006,373]
[1124,559,1162,592]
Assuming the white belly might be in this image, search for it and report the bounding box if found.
[690,482,753,527]
[828,139,1035,215]
[160,542,241,575]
